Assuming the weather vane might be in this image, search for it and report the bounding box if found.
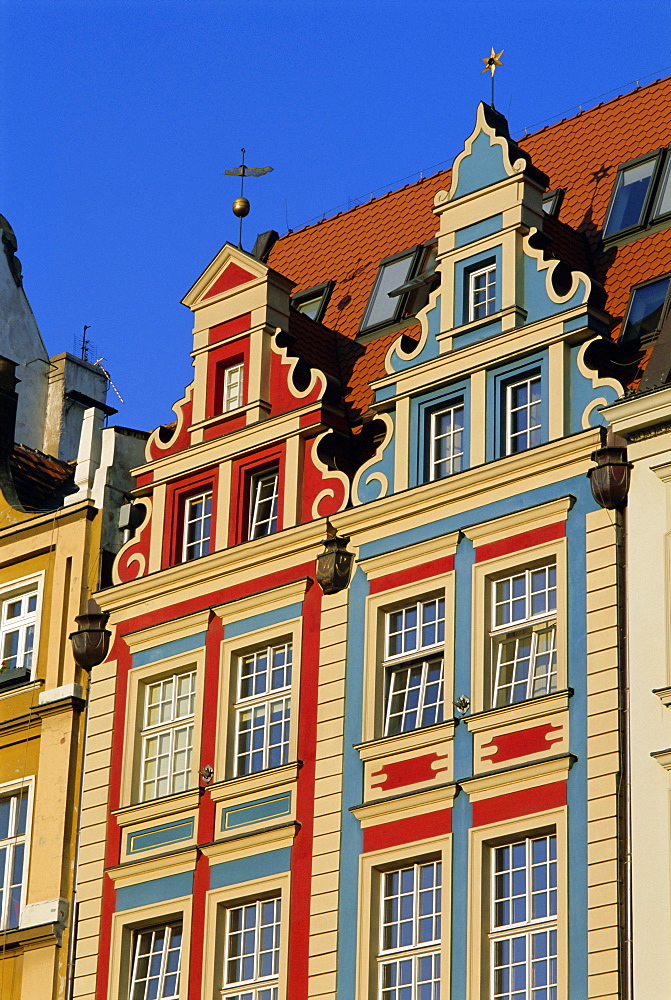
[224,149,274,250]
[481,47,504,109]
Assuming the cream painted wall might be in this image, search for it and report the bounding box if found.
[621,437,671,998]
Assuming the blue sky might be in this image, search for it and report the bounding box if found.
[2,0,670,431]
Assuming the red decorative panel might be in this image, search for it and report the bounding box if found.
[269,346,325,417]
[471,780,566,828]
[475,521,565,564]
[363,808,452,853]
[203,413,246,441]
[146,389,194,462]
[203,264,256,299]
[371,752,449,792]
[209,313,251,343]
[480,723,564,764]
[369,555,455,596]
[114,503,152,583]
[299,434,348,523]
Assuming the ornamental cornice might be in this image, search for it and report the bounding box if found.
[333,429,600,545]
[372,303,609,398]
[96,518,325,619]
[130,401,339,484]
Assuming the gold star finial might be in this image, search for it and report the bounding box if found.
[481,47,504,77]
[481,48,504,108]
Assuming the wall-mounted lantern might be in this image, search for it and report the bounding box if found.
[588,443,632,510]
[316,530,354,595]
[69,599,111,671]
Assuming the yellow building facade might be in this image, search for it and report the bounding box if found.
[0,218,146,999]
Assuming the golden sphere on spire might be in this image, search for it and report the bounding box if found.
[232,197,250,218]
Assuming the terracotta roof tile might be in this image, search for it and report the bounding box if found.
[267,77,671,409]
[9,445,74,511]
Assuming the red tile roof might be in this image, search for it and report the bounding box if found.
[9,444,74,511]
[266,76,671,416]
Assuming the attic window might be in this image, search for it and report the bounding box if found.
[360,246,423,332]
[293,282,333,323]
[603,150,668,239]
[620,274,671,345]
[543,189,564,217]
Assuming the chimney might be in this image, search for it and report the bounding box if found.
[0,356,19,458]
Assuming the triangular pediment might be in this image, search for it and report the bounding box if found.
[182,243,269,309]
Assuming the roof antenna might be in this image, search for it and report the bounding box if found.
[224,149,274,250]
[81,325,91,362]
[481,47,504,109]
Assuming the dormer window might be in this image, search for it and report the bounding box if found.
[603,150,671,239]
[249,469,279,539]
[293,282,333,323]
[620,274,671,344]
[222,362,244,412]
[543,189,564,216]
[360,246,423,332]
[468,260,497,322]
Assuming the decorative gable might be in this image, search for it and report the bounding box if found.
[113,243,351,584]
[352,104,621,505]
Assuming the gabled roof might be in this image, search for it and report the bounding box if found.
[266,76,671,415]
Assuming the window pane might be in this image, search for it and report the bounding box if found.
[469,263,497,321]
[362,255,416,329]
[621,276,670,343]
[295,296,322,319]
[652,158,671,219]
[183,491,212,561]
[604,158,656,236]
[250,472,279,539]
[130,923,182,1000]
[507,375,542,454]
[431,404,464,480]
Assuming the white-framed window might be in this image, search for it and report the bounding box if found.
[491,564,557,708]
[0,789,28,930]
[505,374,542,455]
[235,643,292,776]
[490,835,557,1000]
[1,583,39,681]
[223,363,244,413]
[469,262,497,322]
[182,492,212,562]
[384,599,445,736]
[222,897,281,1000]
[378,860,442,1000]
[140,672,196,801]
[429,403,465,480]
[249,470,279,540]
[129,922,182,1000]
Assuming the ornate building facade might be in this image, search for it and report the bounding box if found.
[72,77,671,1000]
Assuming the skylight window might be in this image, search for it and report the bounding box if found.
[360,247,423,331]
[652,158,671,220]
[292,282,333,323]
[542,189,564,216]
[620,275,671,344]
[602,150,671,239]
